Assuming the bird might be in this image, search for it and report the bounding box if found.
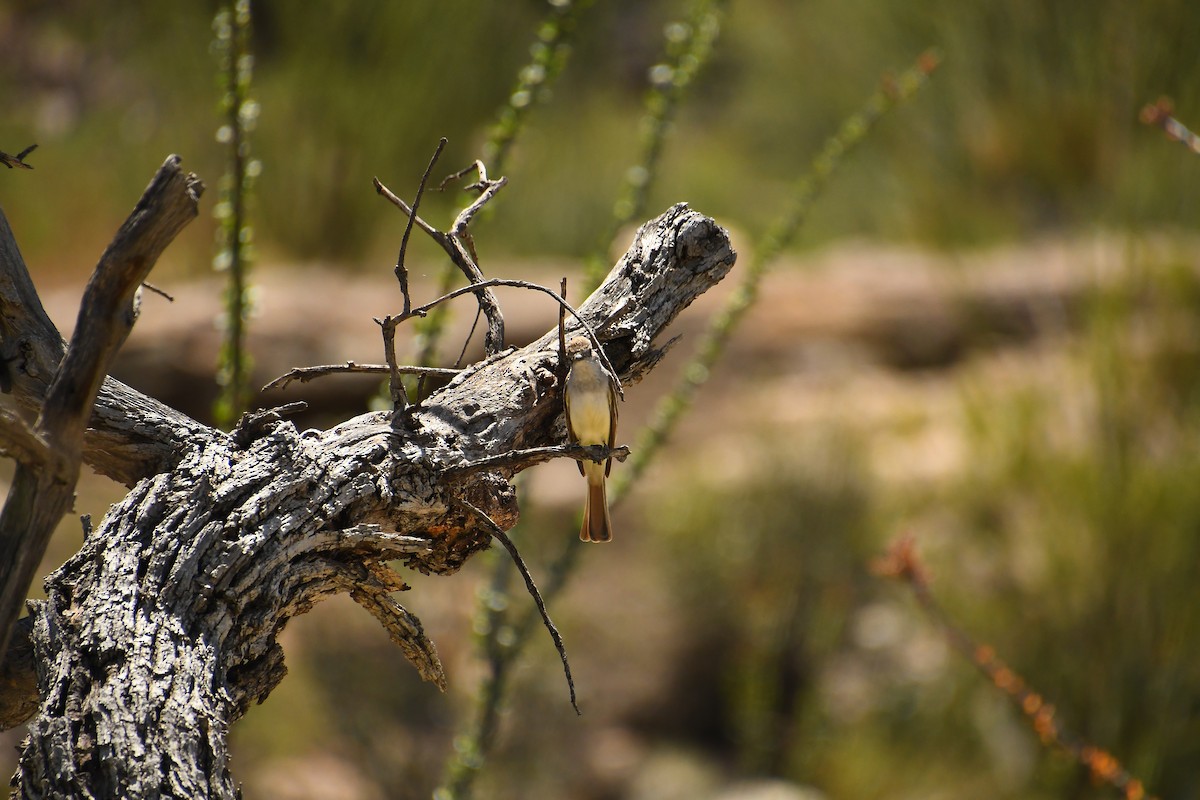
[563,335,617,542]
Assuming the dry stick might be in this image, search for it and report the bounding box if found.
[374,173,506,357]
[378,138,449,411]
[442,443,629,482]
[557,277,568,375]
[453,306,485,371]
[874,536,1158,800]
[444,161,505,237]
[141,281,175,302]
[0,144,36,170]
[370,277,622,399]
[0,155,202,660]
[377,315,407,410]
[395,137,448,316]
[262,361,459,393]
[460,499,579,715]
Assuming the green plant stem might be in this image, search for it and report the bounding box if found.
[585,0,728,290]
[438,49,941,800]
[212,0,257,429]
[415,0,592,383]
[614,49,941,500]
[437,7,730,799]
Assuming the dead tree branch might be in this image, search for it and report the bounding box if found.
[263,361,460,393]
[0,144,36,170]
[0,188,735,799]
[374,168,506,356]
[0,155,203,662]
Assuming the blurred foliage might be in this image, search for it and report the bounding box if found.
[211,0,258,428]
[941,244,1200,797]
[2,0,1199,280]
[626,237,1200,798]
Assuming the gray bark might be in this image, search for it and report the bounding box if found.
[0,191,735,798]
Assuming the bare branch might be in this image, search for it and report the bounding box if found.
[373,177,443,242]
[461,499,578,714]
[445,160,507,237]
[333,561,447,691]
[443,443,630,482]
[394,137,448,315]
[262,361,460,393]
[0,145,36,170]
[0,154,203,667]
[141,281,175,302]
[384,277,623,398]
[377,164,508,356]
[0,407,50,469]
[0,173,216,488]
[377,315,409,410]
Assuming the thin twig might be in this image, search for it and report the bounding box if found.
[373,178,443,242]
[442,443,629,481]
[0,145,36,170]
[381,277,622,398]
[446,162,508,237]
[460,499,579,714]
[454,306,485,370]
[557,277,568,377]
[376,169,508,357]
[874,535,1158,800]
[437,159,489,192]
[141,281,175,302]
[262,361,459,393]
[376,316,408,410]
[395,137,448,315]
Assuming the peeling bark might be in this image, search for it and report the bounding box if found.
[0,198,735,798]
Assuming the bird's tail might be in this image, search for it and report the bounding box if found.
[580,473,612,543]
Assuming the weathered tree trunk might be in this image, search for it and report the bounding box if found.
[0,162,735,798]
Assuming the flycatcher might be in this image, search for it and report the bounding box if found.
[564,335,617,542]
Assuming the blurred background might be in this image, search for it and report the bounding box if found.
[3,1,1200,798]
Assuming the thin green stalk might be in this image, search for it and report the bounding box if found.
[436,7,729,799]
[212,0,259,429]
[486,0,593,177]
[613,49,942,500]
[440,52,941,799]
[435,555,516,800]
[432,7,595,794]
[585,0,728,290]
[413,0,592,384]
